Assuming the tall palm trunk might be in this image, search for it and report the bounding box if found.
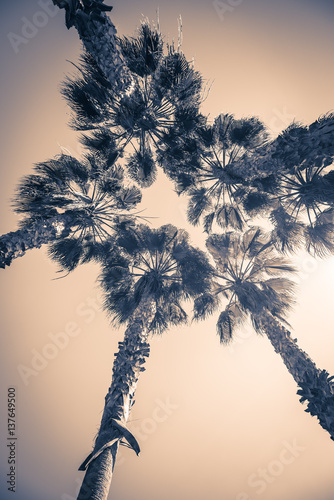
[258,313,334,440]
[53,2,131,89]
[74,13,131,90]
[0,213,74,269]
[77,298,156,500]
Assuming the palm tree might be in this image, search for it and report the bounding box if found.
[160,112,269,233]
[61,23,203,187]
[52,0,132,91]
[232,114,334,256]
[0,152,141,269]
[194,227,334,440]
[76,223,213,499]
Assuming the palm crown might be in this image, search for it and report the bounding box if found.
[14,153,141,270]
[160,113,269,233]
[237,114,334,256]
[62,23,203,187]
[100,224,213,332]
[194,227,296,343]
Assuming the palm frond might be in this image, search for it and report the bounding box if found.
[242,191,271,215]
[234,281,268,315]
[61,75,110,129]
[119,22,163,77]
[304,223,334,257]
[48,237,83,271]
[80,128,119,167]
[214,113,234,148]
[148,306,170,334]
[127,149,157,188]
[262,277,295,294]
[164,301,188,327]
[187,188,212,225]
[216,308,237,344]
[216,205,244,230]
[203,212,215,233]
[13,149,142,271]
[193,292,220,320]
[240,226,264,256]
[269,206,304,254]
[207,224,296,331]
[206,232,238,264]
[156,49,202,104]
[175,246,214,295]
[261,257,297,275]
[229,117,268,150]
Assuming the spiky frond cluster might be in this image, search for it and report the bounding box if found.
[271,114,334,170]
[193,227,296,343]
[160,113,269,232]
[62,23,203,187]
[270,163,334,256]
[14,153,141,270]
[230,114,334,256]
[100,224,213,333]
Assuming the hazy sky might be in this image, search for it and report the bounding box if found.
[1,1,334,500]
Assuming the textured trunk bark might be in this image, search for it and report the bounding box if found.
[258,313,318,385]
[0,213,74,269]
[77,297,156,500]
[53,2,131,90]
[258,313,334,440]
[74,12,132,90]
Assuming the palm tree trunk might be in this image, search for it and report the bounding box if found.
[77,297,156,500]
[258,313,334,440]
[0,213,73,269]
[53,1,131,90]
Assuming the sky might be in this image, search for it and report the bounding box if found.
[1,1,334,499]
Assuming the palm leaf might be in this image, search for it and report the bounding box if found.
[242,191,271,214]
[216,205,244,230]
[203,212,215,233]
[261,257,297,274]
[214,113,234,148]
[127,149,157,188]
[240,226,264,256]
[193,292,220,320]
[48,237,83,271]
[80,128,119,167]
[165,301,188,326]
[216,308,236,344]
[156,49,202,103]
[117,186,142,208]
[119,22,163,77]
[229,117,268,150]
[262,277,295,294]
[206,232,239,264]
[234,281,267,315]
[304,223,334,257]
[269,206,304,254]
[187,188,212,225]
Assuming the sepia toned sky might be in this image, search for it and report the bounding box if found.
[1,1,334,499]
